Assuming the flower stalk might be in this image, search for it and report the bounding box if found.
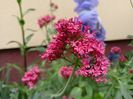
[17,0,27,71]
[50,65,76,99]
[130,0,133,8]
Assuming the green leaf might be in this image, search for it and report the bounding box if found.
[85,84,93,98]
[7,40,25,55]
[128,35,133,39]
[12,15,20,21]
[47,28,56,34]
[127,85,133,90]
[28,47,45,52]
[26,28,37,32]
[25,33,34,44]
[70,87,82,99]
[0,67,6,73]
[5,67,11,82]
[7,40,22,47]
[128,40,133,47]
[7,64,24,75]
[119,81,132,99]
[114,91,122,99]
[83,96,92,99]
[32,92,41,99]
[23,8,36,16]
[94,93,103,99]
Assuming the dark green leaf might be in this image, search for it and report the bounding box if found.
[94,93,103,99]
[128,40,133,47]
[115,91,122,99]
[85,84,93,98]
[7,40,25,55]
[23,8,36,16]
[119,81,132,99]
[128,35,133,39]
[25,33,34,44]
[28,47,45,52]
[7,64,24,75]
[70,87,82,99]
[26,28,37,32]
[0,67,6,73]
[47,28,56,34]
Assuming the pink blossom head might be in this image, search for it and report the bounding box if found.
[77,56,110,83]
[71,33,105,58]
[58,66,73,79]
[22,66,40,89]
[38,15,56,28]
[41,33,66,61]
[119,55,127,62]
[41,18,85,61]
[111,46,121,54]
[54,18,83,42]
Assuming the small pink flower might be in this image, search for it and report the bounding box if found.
[22,66,40,89]
[38,15,55,28]
[111,46,121,54]
[59,66,73,79]
[119,55,127,62]
[41,34,66,61]
[77,56,110,83]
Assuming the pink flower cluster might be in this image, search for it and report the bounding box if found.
[70,32,109,82]
[41,18,83,61]
[22,66,40,89]
[41,34,66,61]
[77,56,109,82]
[38,15,55,28]
[119,55,127,62]
[59,66,73,79]
[41,18,110,82]
[111,46,121,54]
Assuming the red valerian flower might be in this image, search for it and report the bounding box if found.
[119,55,127,62]
[38,15,55,28]
[41,18,110,82]
[22,66,40,89]
[77,56,110,83]
[110,46,121,54]
[58,66,73,79]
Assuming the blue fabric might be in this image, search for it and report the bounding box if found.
[74,0,106,41]
[75,0,99,12]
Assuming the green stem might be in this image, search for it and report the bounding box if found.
[130,0,133,8]
[104,85,113,99]
[50,0,53,16]
[45,26,50,43]
[50,65,76,99]
[62,56,73,64]
[18,2,27,71]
